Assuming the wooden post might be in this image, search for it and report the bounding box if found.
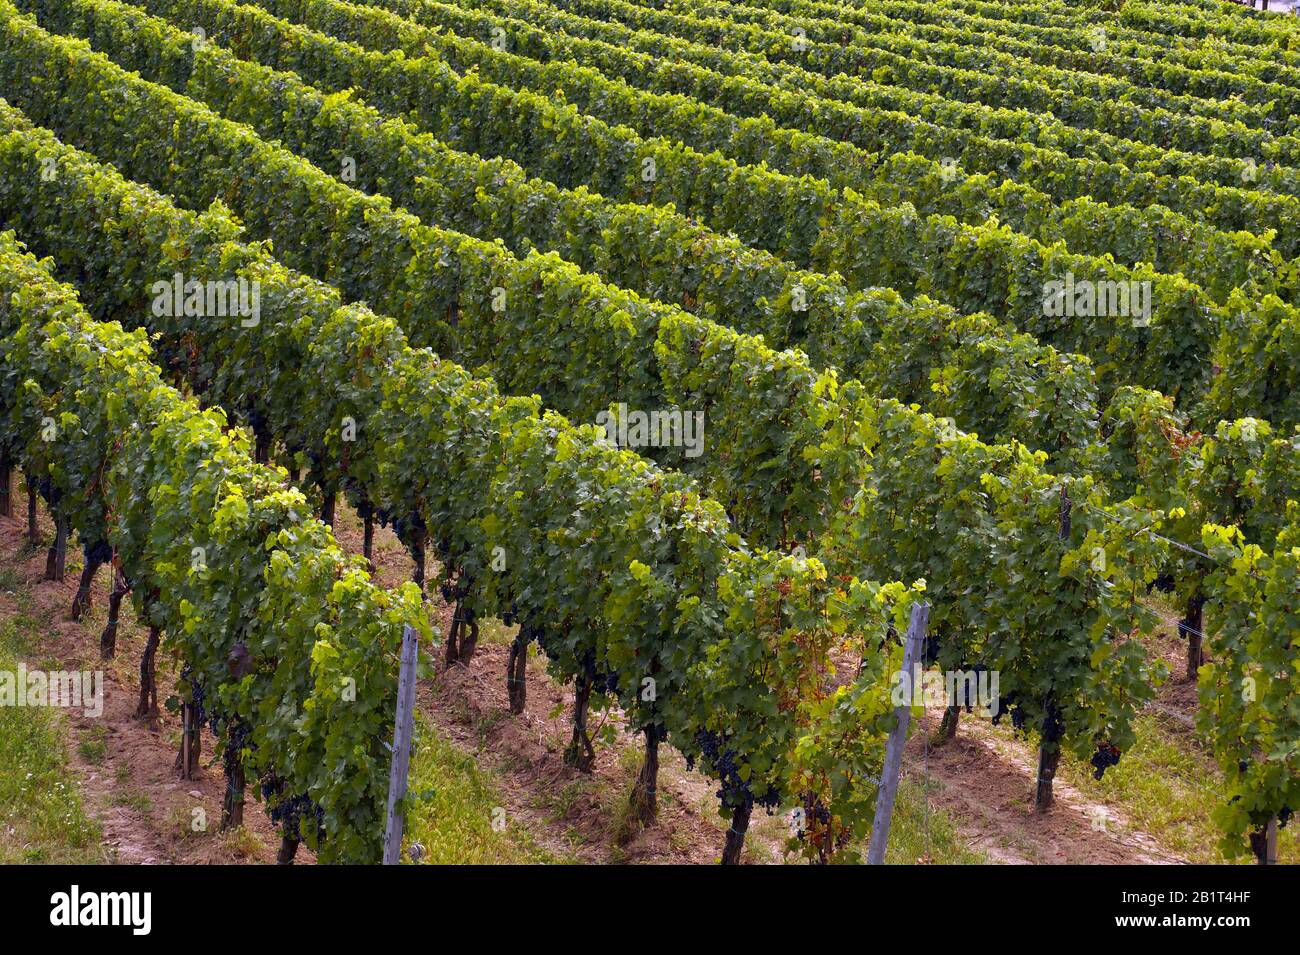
[867,601,930,865]
[1265,817,1279,865]
[382,624,420,865]
[180,703,191,779]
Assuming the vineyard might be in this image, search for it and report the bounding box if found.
[0,0,1296,869]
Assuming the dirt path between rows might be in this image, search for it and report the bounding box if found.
[903,711,1184,865]
[0,507,289,864]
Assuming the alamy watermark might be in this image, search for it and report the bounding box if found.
[50,885,150,935]
[891,665,1000,717]
[151,272,260,327]
[595,403,705,458]
[1042,271,1151,327]
[0,664,103,717]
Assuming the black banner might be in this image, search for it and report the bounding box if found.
[0,863,1279,940]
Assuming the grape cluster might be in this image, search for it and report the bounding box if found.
[795,800,831,843]
[1148,572,1176,594]
[224,719,252,752]
[578,650,620,696]
[261,779,324,840]
[1090,741,1121,780]
[86,538,113,565]
[176,664,208,727]
[691,731,781,810]
[594,671,621,696]
[920,630,941,667]
[379,509,426,550]
[990,692,1028,732]
[245,406,268,436]
[343,480,371,517]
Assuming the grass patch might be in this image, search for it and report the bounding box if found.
[1057,714,1297,864]
[884,776,988,864]
[111,790,152,814]
[732,771,986,864]
[0,617,101,863]
[476,616,516,648]
[215,825,263,860]
[404,716,572,863]
[77,724,109,764]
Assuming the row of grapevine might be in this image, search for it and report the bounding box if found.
[1120,0,1300,47]
[920,0,1291,53]
[0,2,1191,832]
[882,0,1294,61]
[65,0,1300,540]
[1199,522,1300,858]
[0,87,930,862]
[31,0,1115,468]
[882,0,1115,29]
[507,0,1292,151]
[955,0,1298,59]
[406,0,1300,242]
[728,0,1300,94]
[74,0,1300,429]
[379,0,1300,201]
[245,0,1291,301]
[642,0,1300,120]
[0,228,432,863]
[852,0,1118,28]
[3,0,1294,864]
